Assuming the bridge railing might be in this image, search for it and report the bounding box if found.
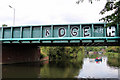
[0,23,119,45]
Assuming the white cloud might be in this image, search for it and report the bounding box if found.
[0,0,107,26]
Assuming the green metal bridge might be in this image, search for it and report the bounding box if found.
[0,23,120,46]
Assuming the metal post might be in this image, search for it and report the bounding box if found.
[80,24,82,37]
[68,25,70,37]
[104,24,106,37]
[92,24,94,37]
[9,5,15,26]
[30,26,32,38]
[51,25,53,37]
[13,8,15,26]
[11,27,13,38]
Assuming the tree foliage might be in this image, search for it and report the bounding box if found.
[106,46,120,53]
[86,46,105,52]
[41,46,84,61]
[2,24,7,27]
[76,0,120,26]
[76,0,100,4]
[99,0,120,26]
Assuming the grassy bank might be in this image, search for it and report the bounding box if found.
[104,52,119,58]
[104,52,120,67]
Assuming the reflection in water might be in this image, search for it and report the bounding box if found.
[40,61,83,78]
[2,56,119,78]
[2,60,83,78]
[2,62,41,78]
[78,57,118,78]
[40,62,82,78]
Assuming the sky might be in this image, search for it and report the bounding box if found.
[0,0,108,26]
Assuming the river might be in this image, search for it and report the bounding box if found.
[2,56,119,79]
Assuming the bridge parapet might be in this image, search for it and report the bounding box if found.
[0,23,119,46]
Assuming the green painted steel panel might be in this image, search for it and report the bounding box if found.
[3,41,10,43]
[117,24,119,36]
[22,41,30,43]
[70,40,80,43]
[32,41,40,43]
[82,25,91,42]
[94,40,104,42]
[12,41,19,43]
[20,27,22,38]
[94,26,104,37]
[82,25,91,37]
[43,26,51,38]
[42,41,51,43]
[32,27,41,38]
[0,28,1,38]
[53,25,68,37]
[0,23,119,44]
[51,25,53,37]
[68,25,70,37]
[91,24,94,37]
[104,24,106,37]
[107,40,116,42]
[0,37,119,41]
[13,27,20,38]
[23,27,30,38]
[70,25,80,43]
[82,40,92,42]
[3,28,11,38]
[70,25,80,37]
[53,41,68,43]
[106,26,116,37]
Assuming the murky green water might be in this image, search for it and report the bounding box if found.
[2,56,119,78]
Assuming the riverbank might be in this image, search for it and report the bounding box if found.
[104,52,120,67]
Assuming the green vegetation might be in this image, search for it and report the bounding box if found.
[85,54,102,58]
[104,46,120,67]
[2,24,7,27]
[40,53,47,59]
[105,46,120,53]
[41,46,84,61]
[40,47,49,59]
[85,46,106,52]
[105,52,120,67]
[40,61,82,78]
[100,1,120,27]
[40,46,120,68]
[40,46,84,78]
[85,46,120,67]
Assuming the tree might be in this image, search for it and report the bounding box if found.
[76,0,100,4]
[2,24,7,27]
[99,0,120,27]
[76,0,120,27]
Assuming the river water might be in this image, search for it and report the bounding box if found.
[2,56,119,79]
[78,57,118,78]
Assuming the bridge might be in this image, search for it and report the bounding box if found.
[0,23,120,46]
[0,23,120,64]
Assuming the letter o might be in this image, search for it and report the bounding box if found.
[58,27,66,37]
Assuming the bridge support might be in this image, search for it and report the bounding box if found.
[2,44,40,64]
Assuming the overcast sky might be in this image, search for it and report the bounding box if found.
[0,0,108,26]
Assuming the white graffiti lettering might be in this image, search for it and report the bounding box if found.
[107,26,115,37]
